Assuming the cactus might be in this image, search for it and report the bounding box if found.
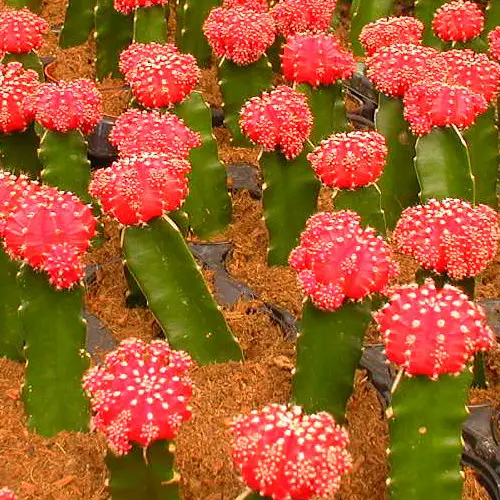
[4,0,42,13]
[485,0,500,32]
[415,0,448,47]
[173,91,232,239]
[289,211,398,421]
[133,5,168,43]
[59,0,96,48]
[95,0,134,80]
[0,125,42,178]
[177,0,220,67]
[122,217,243,364]
[375,95,419,230]
[1,52,44,79]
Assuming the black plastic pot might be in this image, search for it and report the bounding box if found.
[87,116,118,169]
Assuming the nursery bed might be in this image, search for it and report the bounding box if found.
[0,0,498,498]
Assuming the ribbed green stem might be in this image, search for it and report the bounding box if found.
[106,441,179,499]
[175,0,185,44]
[297,83,348,143]
[133,5,168,43]
[5,0,41,12]
[375,95,419,230]
[260,149,320,266]
[333,184,386,235]
[219,56,273,146]
[177,0,219,67]
[122,216,243,364]
[0,248,24,361]
[96,0,134,80]
[388,371,472,499]
[349,0,395,56]
[414,126,474,203]
[59,0,96,48]
[0,124,42,177]
[18,266,90,436]
[1,52,44,79]
[415,0,447,48]
[173,91,231,239]
[39,130,91,203]
[293,300,372,423]
[463,106,498,208]
[485,0,500,31]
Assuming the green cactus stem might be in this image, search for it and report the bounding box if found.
[133,5,168,43]
[106,441,179,499]
[333,184,386,235]
[415,0,447,48]
[59,0,96,48]
[349,0,395,56]
[293,299,372,423]
[414,126,474,203]
[0,249,24,361]
[375,95,419,230]
[173,91,231,239]
[1,52,44,79]
[18,266,90,436]
[463,107,498,209]
[388,370,472,499]
[175,0,185,44]
[38,129,92,203]
[486,0,500,32]
[266,36,283,73]
[95,0,134,81]
[0,125,42,177]
[122,216,243,364]
[219,56,273,146]
[260,148,320,266]
[5,0,42,13]
[297,83,349,143]
[177,0,219,67]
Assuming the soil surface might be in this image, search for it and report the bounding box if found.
[0,0,498,498]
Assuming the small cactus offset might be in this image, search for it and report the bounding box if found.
[84,338,194,498]
[289,211,398,421]
[374,280,495,498]
[59,0,96,48]
[241,85,320,266]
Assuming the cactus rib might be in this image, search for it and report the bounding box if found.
[133,5,168,43]
[59,0,96,48]
[0,125,42,178]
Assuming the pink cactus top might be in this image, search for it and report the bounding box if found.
[432,0,484,42]
[0,8,48,54]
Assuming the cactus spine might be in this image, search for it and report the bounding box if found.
[59,0,96,48]
[122,216,243,364]
[173,91,232,239]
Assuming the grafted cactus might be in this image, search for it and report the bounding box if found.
[59,0,96,48]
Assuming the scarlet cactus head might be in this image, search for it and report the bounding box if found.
[231,404,352,500]
[0,488,17,500]
[432,0,484,42]
[89,153,191,225]
[289,211,398,311]
[366,43,443,97]
[83,338,195,455]
[374,280,495,379]
[270,0,337,38]
[223,0,269,11]
[0,8,48,54]
[488,26,500,62]
[2,180,96,289]
[123,45,200,108]
[403,80,487,136]
[28,79,103,134]
[282,32,356,87]
[359,16,424,56]
[113,0,167,15]
[393,198,500,280]
[0,62,40,134]
[240,85,312,159]
[308,131,387,189]
[109,109,201,159]
[203,6,276,65]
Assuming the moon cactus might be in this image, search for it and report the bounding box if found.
[432,0,484,42]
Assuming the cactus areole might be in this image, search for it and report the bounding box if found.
[432,0,484,42]
[231,404,352,500]
[83,338,195,456]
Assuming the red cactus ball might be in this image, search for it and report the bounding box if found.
[109,109,201,159]
[83,338,195,455]
[393,198,500,280]
[282,32,356,87]
[89,153,191,225]
[114,0,167,15]
[223,0,268,11]
[0,62,40,134]
[359,16,424,56]
[118,42,172,76]
[0,488,17,500]
[203,6,275,65]
[375,280,495,378]
[488,26,500,62]
[240,85,312,159]
[270,0,337,38]
[0,8,48,54]
[231,404,352,500]
[289,211,398,311]
[308,131,387,189]
[432,0,484,42]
